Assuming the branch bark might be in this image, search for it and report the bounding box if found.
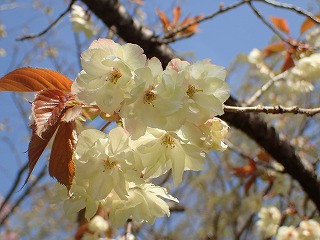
[80,0,320,211]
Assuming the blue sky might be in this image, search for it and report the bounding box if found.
[0,0,317,225]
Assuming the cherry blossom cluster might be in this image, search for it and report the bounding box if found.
[57,39,230,227]
[70,5,97,39]
[256,206,320,239]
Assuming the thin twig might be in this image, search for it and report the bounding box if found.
[247,1,290,44]
[100,121,111,132]
[16,0,76,41]
[162,32,195,44]
[0,162,28,214]
[224,105,320,117]
[246,71,288,105]
[162,1,247,40]
[253,0,320,25]
[0,164,47,226]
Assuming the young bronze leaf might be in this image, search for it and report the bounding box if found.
[180,14,203,35]
[173,6,181,26]
[281,51,295,72]
[26,122,61,186]
[156,9,172,32]
[270,17,290,35]
[0,67,72,92]
[300,15,320,35]
[263,42,286,57]
[49,121,77,190]
[32,90,71,137]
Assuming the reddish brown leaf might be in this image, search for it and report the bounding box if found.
[157,7,202,36]
[49,121,77,190]
[156,9,172,32]
[300,15,320,35]
[281,51,295,72]
[26,121,61,186]
[257,150,271,163]
[232,159,257,178]
[179,14,203,35]
[270,17,290,35]
[32,90,71,137]
[244,175,256,195]
[0,67,72,92]
[173,6,181,26]
[263,42,286,57]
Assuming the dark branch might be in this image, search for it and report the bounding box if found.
[253,0,320,25]
[0,165,47,226]
[80,0,175,67]
[0,162,28,214]
[162,1,247,41]
[247,1,289,44]
[16,0,76,41]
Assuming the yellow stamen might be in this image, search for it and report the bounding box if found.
[186,84,202,98]
[143,87,157,105]
[107,68,122,84]
[103,158,117,171]
[161,134,175,149]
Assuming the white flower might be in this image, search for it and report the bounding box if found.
[306,27,320,48]
[200,117,229,152]
[272,172,291,195]
[276,226,299,240]
[70,5,97,38]
[248,48,263,65]
[54,182,99,220]
[121,58,186,138]
[109,182,178,227]
[72,39,147,114]
[132,127,205,185]
[290,53,320,82]
[88,215,109,234]
[256,206,281,238]
[298,219,320,240]
[74,127,134,201]
[179,59,230,125]
[166,58,190,72]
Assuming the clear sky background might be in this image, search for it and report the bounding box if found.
[0,0,318,222]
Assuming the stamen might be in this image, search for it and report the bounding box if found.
[143,87,157,105]
[186,84,202,98]
[161,134,175,149]
[103,158,117,171]
[106,68,122,84]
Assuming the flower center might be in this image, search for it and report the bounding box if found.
[186,84,202,98]
[161,134,175,149]
[143,87,157,105]
[103,158,117,171]
[107,68,122,84]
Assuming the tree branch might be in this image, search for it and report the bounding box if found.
[0,164,47,226]
[162,1,247,41]
[0,162,28,214]
[80,0,320,211]
[253,0,320,25]
[224,105,320,117]
[245,71,288,105]
[247,1,290,44]
[16,0,76,41]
